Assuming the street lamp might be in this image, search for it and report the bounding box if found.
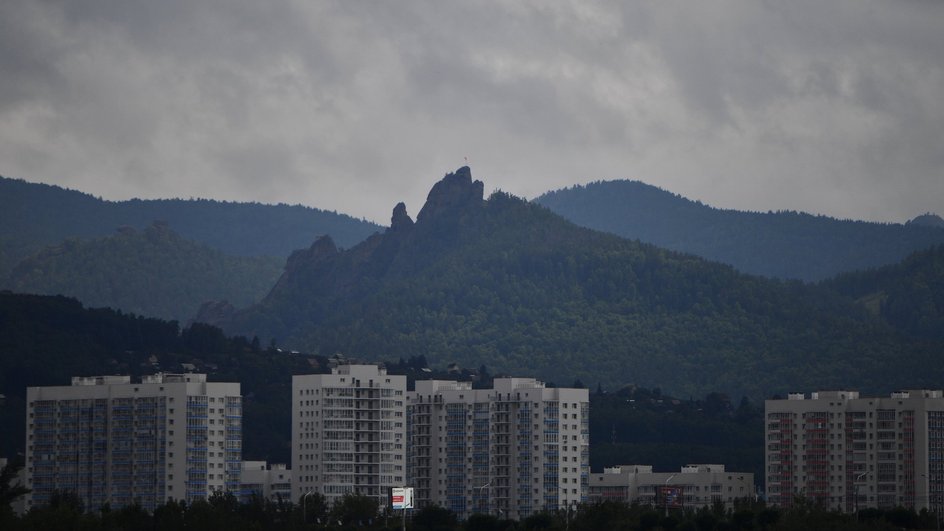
[854,472,866,520]
[664,474,677,518]
[477,482,491,515]
[302,490,315,524]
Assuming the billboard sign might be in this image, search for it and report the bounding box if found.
[391,487,414,510]
[661,486,684,508]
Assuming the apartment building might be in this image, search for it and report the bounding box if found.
[765,390,944,513]
[25,373,241,511]
[408,378,589,520]
[240,461,292,503]
[292,365,407,509]
[588,464,754,510]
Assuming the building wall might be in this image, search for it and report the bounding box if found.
[25,373,241,512]
[765,390,944,513]
[240,461,292,503]
[408,378,590,520]
[292,365,407,509]
[588,464,754,510]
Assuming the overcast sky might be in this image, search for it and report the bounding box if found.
[2,0,942,225]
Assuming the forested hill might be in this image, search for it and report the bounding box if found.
[534,180,944,282]
[207,167,944,400]
[4,223,283,322]
[823,245,944,341]
[0,175,382,278]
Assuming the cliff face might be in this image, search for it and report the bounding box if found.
[215,167,488,338]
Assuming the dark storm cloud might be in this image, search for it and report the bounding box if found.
[1,0,941,223]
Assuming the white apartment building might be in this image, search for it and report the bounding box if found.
[408,378,589,520]
[765,390,944,513]
[240,461,292,503]
[292,365,407,509]
[25,373,241,511]
[588,464,754,510]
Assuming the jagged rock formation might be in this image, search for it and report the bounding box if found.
[205,167,944,398]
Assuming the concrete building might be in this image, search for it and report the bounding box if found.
[25,373,241,511]
[765,390,944,513]
[240,461,292,503]
[408,378,589,520]
[588,464,754,510]
[292,365,407,509]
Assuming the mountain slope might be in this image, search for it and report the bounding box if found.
[0,175,382,278]
[5,223,283,321]
[209,167,943,399]
[534,180,944,281]
[824,245,944,340]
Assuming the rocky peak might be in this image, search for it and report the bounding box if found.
[389,202,414,232]
[415,167,484,224]
[284,235,338,275]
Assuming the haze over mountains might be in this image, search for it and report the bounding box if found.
[535,180,944,282]
[0,175,382,279]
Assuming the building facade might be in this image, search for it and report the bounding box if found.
[25,373,241,511]
[588,464,754,510]
[240,461,292,503]
[292,365,407,509]
[408,378,589,520]
[765,390,944,513]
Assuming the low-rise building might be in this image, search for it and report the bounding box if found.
[240,461,292,503]
[588,464,754,510]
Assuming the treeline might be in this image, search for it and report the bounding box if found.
[588,386,764,480]
[535,180,944,282]
[2,489,940,531]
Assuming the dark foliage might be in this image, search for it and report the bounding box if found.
[589,387,764,481]
[823,245,944,340]
[534,180,944,282]
[5,495,941,531]
[5,222,282,321]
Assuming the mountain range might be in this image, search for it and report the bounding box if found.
[534,180,944,281]
[201,167,944,399]
[0,174,381,279]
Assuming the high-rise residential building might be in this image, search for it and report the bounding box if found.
[292,365,407,509]
[588,464,754,510]
[240,461,292,503]
[765,390,944,513]
[25,373,241,512]
[408,378,589,520]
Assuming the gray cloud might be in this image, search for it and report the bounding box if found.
[1,0,941,224]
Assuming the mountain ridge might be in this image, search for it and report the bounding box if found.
[534,180,944,281]
[0,174,382,279]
